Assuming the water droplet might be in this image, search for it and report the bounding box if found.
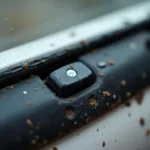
[34,88,37,91]
[23,91,27,95]
[97,61,107,68]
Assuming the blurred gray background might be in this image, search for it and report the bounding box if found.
[0,0,148,51]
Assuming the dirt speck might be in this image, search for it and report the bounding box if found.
[30,75,35,78]
[126,92,131,98]
[146,129,150,136]
[3,95,7,99]
[97,129,99,131]
[103,91,111,96]
[98,72,104,77]
[86,49,96,55]
[102,141,105,147]
[135,92,144,105]
[80,40,86,45]
[31,58,36,61]
[121,80,126,87]
[26,100,32,105]
[69,63,74,68]
[42,85,46,88]
[26,80,30,83]
[42,80,46,84]
[68,97,72,102]
[85,117,90,123]
[124,101,131,107]
[41,59,46,63]
[106,103,109,106]
[23,63,28,69]
[31,139,36,144]
[26,119,33,127]
[6,85,14,89]
[89,96,97,107]
[108,60,115,65]
[113,94,116,99]
[66,47,70,51]
[53,147,58,150]
[139,118,145,126]
[85,113,88,116]
[117,99,122,104]
[111,104,116,108]
[74,121,77,125]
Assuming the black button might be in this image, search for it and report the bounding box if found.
[47,62,95,97]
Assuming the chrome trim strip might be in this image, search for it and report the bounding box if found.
[0,2,150,72]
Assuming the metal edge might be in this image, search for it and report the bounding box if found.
[0,1,150,73]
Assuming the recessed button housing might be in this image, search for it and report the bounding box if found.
[47,62,95,97]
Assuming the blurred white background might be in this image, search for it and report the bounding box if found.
[0,0,147,51]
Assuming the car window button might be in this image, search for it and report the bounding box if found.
[47,62,95,97]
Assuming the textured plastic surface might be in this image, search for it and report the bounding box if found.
[80,31,150,103]
[0,76,57,150]
[0,31,150,150]
[43,88,150,150]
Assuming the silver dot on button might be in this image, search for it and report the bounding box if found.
[67,69,77,77]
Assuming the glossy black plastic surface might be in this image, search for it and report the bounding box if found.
[79,31,150,102]
[0,31,150,150]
